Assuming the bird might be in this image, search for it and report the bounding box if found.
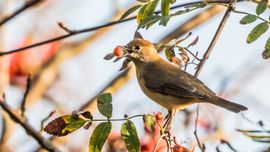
[122,36,247,129]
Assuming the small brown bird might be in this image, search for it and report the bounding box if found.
[123,36,247,128]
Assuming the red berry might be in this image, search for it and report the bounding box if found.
[114,46,123,57]
[155,112,163,121]
[173,144,184,152]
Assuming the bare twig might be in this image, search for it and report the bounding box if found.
[194,0,237,77]
[184,47,202,61]
[0,95,60,152]
[21,74,31,117]
[152,134,166,152]
[220,139,238,152]
[40,110,55,132]
[0,0,45,27]
[91,114,145,122]
[0,0,242,57]
[194,104,205,152]
[231,8,270,23]
[0,114,6,144]
[57,22,75,34]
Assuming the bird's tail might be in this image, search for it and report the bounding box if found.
[207,97,247,113]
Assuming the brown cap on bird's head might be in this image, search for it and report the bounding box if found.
[125,40,158,63]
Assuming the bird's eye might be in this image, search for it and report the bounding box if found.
[134,45,140,51]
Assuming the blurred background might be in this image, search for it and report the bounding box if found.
[0,0,269,151]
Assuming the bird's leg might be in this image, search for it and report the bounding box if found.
[163,110,176,131]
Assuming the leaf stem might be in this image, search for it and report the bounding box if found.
[91,114,145,122]
[231,7,270,23]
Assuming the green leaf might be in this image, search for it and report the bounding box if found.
[121,120,141,152]
[138,15,162,29]
[143,114,156,133]
[44,115,86,136]
[170,0,176,4]
[136,0,160,24]
[137,0,149,3]
[161,0,170,16]
[184,2,207,9]
[171,9,190,16]
[165,47,172,61]
[137,4,148,24]
[263,36,270,59]
[159,16,170,26]
[97,93,113,118]
[170,2,206,17]
[265,36,270,51]
[240,14,257,24]
[256,0,268,15]
[247,22,269,43]
[120,5,142,20]
[89,122,112,152]
[146,0,160,16]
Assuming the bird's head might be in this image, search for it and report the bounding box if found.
[124,38,159,63]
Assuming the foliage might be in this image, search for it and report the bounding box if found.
[44,93,145,152]
[89,122,112,152]
[120,0,206,29]
[119,0,270,60]
[121,120,141,152]
[97,93,113,118]
[239,0,270,59]
[237,129,270,143]
[44,115,86,136]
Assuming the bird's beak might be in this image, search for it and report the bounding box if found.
[122,45,144,62]
[122,45,137,58]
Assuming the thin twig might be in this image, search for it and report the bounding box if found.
[152,134,166,152]
[0,114,6,144]
[220,139,238,152]
[0,0,45,27]
[40,110,55,132]
[231,8,270,23]
[194,0,238,77]
[184,47,202,61]
[194,104,204,152]
[91,114,144,122]
[21,74,31,117]
[57,22,75,34]
[0,0,242,57]
[0,95,60,152]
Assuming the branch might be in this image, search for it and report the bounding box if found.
[0,114,7,144]
[193,0,238,151]
[194,0,238,77]
[91,114,145,122]
[20,74,31,117]
[25,9,125,106]
[0,0,242,57]
[0,95,60,152]
[0,0,45,27]
[194,105,205,151]
[220,139,238,152]
[231,8,270,23]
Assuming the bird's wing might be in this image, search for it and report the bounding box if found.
[143,61,215,99]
